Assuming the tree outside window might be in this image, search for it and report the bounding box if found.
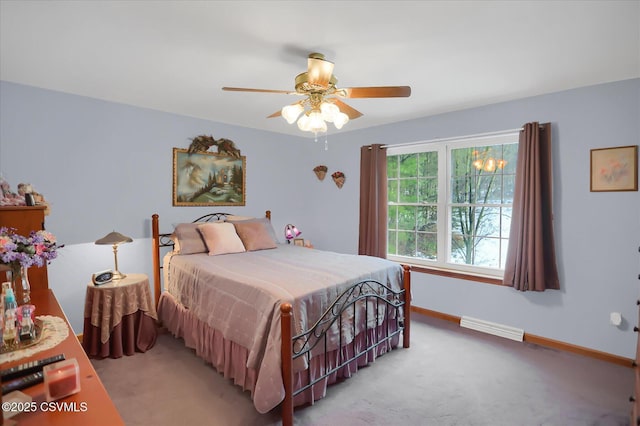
[387,134,518,277]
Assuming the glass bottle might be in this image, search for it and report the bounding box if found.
[3,288,18,349]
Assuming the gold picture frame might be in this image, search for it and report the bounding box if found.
[590,145,638,192]
[173,148,246,206]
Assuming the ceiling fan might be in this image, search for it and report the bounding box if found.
[222,53,411,134]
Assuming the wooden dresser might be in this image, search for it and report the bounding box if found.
[0,206,49,291]
[2,289,124,425]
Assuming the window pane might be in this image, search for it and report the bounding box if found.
[501,207,512,238]
[388,231,397,255]
[418,178,438,202]
[398,206,416,230]
[399,154,417,178]
[388,138,517,276]
[388,179,398,202]
[399,179,418,203]
[416,206,437,232]
[451,176,477,203]
[476,207,502,237]
[417,232,437,259]
[502,144,518,174]
[502,175,515,203]
[388,205,398,230]
[418,151,438,177]
[477,174,502,203]
[450,235,501,268]
[472,237,501,268]
[397,231,416,257]
[451,147,475,178]
[387,155,398,178]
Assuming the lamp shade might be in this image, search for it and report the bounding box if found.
[284,224,301,243]
[95,232,133,245]
[95,231,132,280]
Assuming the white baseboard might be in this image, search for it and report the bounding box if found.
[460,316,524,342]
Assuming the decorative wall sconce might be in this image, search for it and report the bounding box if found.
[332,171,345,188]
[313,165,328,181]
[284,224,301,244]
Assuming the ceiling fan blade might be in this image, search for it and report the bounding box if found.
[267,110,282,118]
[307,53,334,88]
[333,99,363,119]
[337,86,411,98]
[222,87,297,95]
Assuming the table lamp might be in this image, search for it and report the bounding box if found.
[284,224,301,244]
[95,231,132,280]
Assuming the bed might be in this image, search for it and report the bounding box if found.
[151,211,411,426]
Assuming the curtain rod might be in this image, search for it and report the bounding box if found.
[374,128,524,150]
[367,123,548,149]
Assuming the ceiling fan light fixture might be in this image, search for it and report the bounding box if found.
[307,110,327,133]
[333,112,349,129]
[320,101,339,122]
[297,113,311,131]
[282,103,304,124]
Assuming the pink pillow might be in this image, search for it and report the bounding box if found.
[197,223,246,255]
[172,223,207,254]
[233,221,277,251]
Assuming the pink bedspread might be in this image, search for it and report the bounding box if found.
[161,244,403,412]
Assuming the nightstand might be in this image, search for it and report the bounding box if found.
[82,273,158,359]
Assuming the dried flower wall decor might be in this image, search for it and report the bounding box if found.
[313,165,328,181]
[332,171,345,189]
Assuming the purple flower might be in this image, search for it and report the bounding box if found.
[0,227,62,270]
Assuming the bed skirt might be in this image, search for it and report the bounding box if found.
[158,291,399,413]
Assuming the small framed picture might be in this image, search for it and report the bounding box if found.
[293,238,305,247]
[590,145,638,192]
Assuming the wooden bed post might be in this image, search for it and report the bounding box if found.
[265,210,271,221]
[402,264,411,349]
[152,213,161,309]
[280,303,294,426]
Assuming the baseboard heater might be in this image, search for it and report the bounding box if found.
[460,316,524,342]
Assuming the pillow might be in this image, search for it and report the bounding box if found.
[227,216,279,243]
[197,222,246,256]
[233,221,277,251]
[172,223,207,254]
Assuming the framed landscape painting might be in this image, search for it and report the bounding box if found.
[173,148,246,206]
[590,145,638,192]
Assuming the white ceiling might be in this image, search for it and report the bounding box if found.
[1,1,638,137]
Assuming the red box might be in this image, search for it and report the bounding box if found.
[43,358,80,401]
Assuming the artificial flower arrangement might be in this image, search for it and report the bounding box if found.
[0,227,62,270]
[0,227,62,304]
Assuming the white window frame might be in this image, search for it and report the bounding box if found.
[387,132,519,279]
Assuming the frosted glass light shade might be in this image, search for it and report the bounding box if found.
[320,102,339,122]
[333,112,349,129]
[282,103,304,124]
[308,110,327,133]
[297,114,311,131]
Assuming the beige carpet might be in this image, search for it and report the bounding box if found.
[91,314,632,426]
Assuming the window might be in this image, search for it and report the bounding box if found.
[387,133,518,278]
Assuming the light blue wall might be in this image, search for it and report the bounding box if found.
[317,78,640,359]
[1,79,638,359]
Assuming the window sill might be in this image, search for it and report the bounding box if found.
[400,263,505,286]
